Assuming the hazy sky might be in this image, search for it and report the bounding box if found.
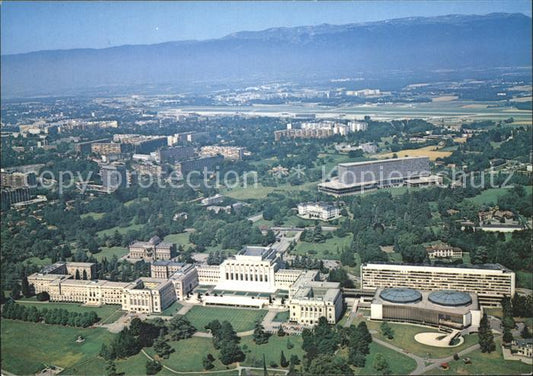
[2,1,531,55]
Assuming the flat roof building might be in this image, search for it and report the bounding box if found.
[297,202,341,221]
[361,263,515,307]
[319,157,437,196]
[371,288,482,330]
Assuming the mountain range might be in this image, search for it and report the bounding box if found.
[2,12,531,97]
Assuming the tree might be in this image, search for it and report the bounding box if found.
[280,351,289,368]
[129,318,143,336]
[478,313,496,353]
[203,354,215,370]
[36,291,50,301]
[277,326,286,337]
[82,270,88,280]
[373,353,391,375]
[307,354,354,375]
[153,333,173,359]
[521,324,532,339]
[75,269,81,280]
[219,341,245,365]
[145,360,162,375]
[380,321,394,339]
[21,273,32,298]
[10,283,21,300]
[105,360,118,376]
[253,321,271,345]
[503,327,513,344]
[168,316,197,341]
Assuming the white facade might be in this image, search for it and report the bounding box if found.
[361,263,515,306]
[297,202,340,221]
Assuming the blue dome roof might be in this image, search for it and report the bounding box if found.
[380,288,422,304]
[428,290,472,306]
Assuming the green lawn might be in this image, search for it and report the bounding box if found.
[16,301,122,323]
[93,246,129,261]
[425,338,531,375]
[159,301,184,316]
[184,306,267,333]
[80,212,105,220]
[163,232,193,248]
[96,223,144,237]
[145,336,235,372]
[23,256,52,266]
[240,334,305,368]
[467,188,515,206]
[222,181,318,200]
[1,319,115,375]
[373,322,479,358]
[272,311,290,322]
[516,270,533,290]
[292,235,352,260]
[357,341,418,375]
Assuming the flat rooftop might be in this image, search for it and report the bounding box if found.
[338,156,429,168]
[373,288,479,314]
[363,262,513,273]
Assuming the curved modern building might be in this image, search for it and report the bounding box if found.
[428,290,472,307]
[380,288,422,304]
[370,288,482,329]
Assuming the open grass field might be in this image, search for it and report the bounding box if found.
[96,223,144,237]
[184,306,267,333]
[145,336,235,372]
[292,235,352,260]
[272,311,290,322]
[16,301,122,322]
[23,256,52,266]
[240,334,305,368]
[467,187,512,206]
[1,319,115,375]
[373,322,479,358]
[425,338,531,375]
[379,145,453,161]
[222,181,318,200]
[163,232,193,248]
[357,341,418,375]
[467,186,532,206]
[93,246,128,261]
[80,212,105,220]
[159,301,184,316]
[516,270,533,290]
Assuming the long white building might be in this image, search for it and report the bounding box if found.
[361,263,515,306]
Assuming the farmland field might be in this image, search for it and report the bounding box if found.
[379,145,453,161]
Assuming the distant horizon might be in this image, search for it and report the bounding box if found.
[2,1,532,55]
[2,11,531,56]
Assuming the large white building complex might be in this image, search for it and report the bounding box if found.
[128,236,175,261]
[361,263,515,306]
[196,246,344,324]
[370,288,482,330]
[28,261,195,313]
[288,271,343,325]
[27,247,345,325]
[297,202,341,221]
[319,156,441,196]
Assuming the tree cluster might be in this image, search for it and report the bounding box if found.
[2,301,99,327]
